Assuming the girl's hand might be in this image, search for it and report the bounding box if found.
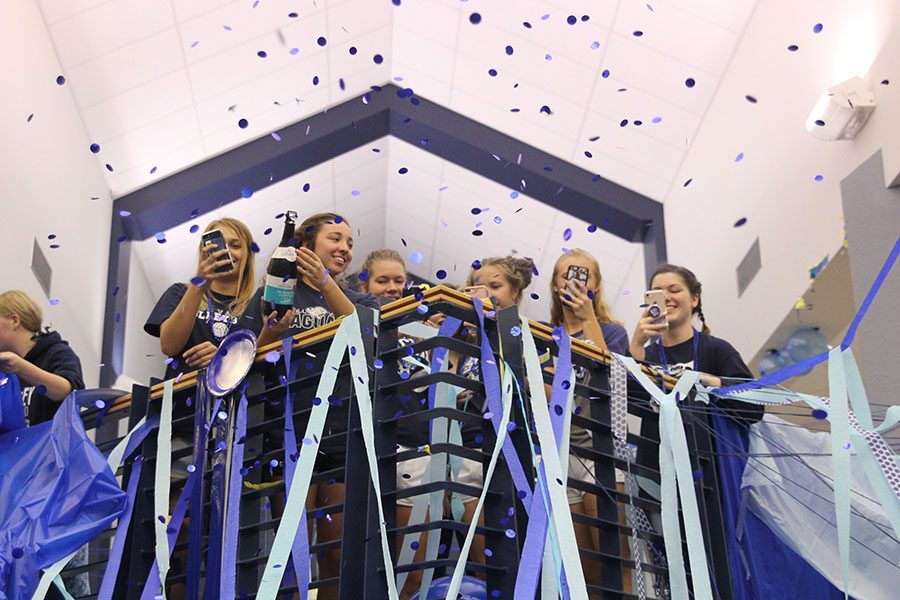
[265,308,297,337]
[0,351,26,375]
[630,306,669,356]
[296,247,328,289]
[182,341,219,369]
[558,279,596,322]
[195,243,233,285]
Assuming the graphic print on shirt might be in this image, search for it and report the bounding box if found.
[291,305,335,330]
[197,306,238,341]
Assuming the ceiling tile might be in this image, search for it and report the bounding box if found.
[95,107,202,174]
[38,0,115,26]
[48,0,175,69]
[392,0,460,49]
[81,69,193,142]
[66,28,185,108]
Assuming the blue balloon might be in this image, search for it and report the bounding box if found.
[759,350,792,376]
[409,575,487,600]
[785,328,830,362]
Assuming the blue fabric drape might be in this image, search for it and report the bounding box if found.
[711,409,850,600]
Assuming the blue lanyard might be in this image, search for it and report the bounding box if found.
[658,328,700,374]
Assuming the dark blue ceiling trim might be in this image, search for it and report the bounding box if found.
[101,83,665,385]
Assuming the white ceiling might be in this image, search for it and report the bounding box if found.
[38,0,752,200]
[37,0,757,334]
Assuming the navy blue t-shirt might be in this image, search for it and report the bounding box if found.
[144,283,239,380]
[238,279,379,338]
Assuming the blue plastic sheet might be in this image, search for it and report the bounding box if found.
[0,372,25,434]
[0,393,126,600]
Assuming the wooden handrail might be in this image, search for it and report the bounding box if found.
[110,285,675,409]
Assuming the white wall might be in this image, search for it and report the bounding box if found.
[0,0,112,387]
[665,0,900,361]
[118,253,164,388]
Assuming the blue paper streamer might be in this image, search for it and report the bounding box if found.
[220,391,248,599]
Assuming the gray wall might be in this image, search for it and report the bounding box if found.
[840,150,900,449]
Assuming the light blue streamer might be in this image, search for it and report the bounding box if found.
[152,379,175,599]
[256,320,351,600]
[444,365,515,600]
[618,356,712,600]
[828,348,853,600]
[343,311,401,599]
[520,320,587,599]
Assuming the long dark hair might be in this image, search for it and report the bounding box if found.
[650,264,710,335]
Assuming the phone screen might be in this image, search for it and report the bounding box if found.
[566,265,589,285]
[201,229,234,274]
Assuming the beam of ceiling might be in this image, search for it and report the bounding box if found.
[102,83,664,385]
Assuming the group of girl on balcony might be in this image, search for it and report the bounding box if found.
[0,210,761,599]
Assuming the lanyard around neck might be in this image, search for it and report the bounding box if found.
[658,328,700,374]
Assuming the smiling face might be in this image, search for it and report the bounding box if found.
[650,271,699,327]
[310,221,354,274]
[365,259,406,300]
[471,264,517,309]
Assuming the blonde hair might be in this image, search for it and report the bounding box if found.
[359,249,406,292]
[465,256,534,305]
[549,249,618,325]
[200,218,256,317]
[0,290,43,332]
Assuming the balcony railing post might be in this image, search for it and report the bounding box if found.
[341,306,378,599]
[125,383,158,600]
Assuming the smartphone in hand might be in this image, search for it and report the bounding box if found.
[462,285,490,299]
[566,265,589,286]
[644,289,668,326]
[201,229,234,274]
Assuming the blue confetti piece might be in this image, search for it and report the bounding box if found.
[683,178,693,187]
[373,53,383,64]
[290,47,299,55]
[510,190,519,199]
[814,174,824,182]
[787,44,799,52]
[190,276,205,286]
[545,53,552,61]
[685,77,696,88]
[417,304,429,315]
[271,132,282,141]
[505,45,514,55]
[398,166,408,174]
[591,41,600,49]
[238,118,248,128]
[745,94,758,103]
[409,251,423,264]
[303,182,311,192]
[735,152,744,162]
[241,186,253,198]
[510,326,521,337]
[505,529,516,538]
[652,116,662,123]
[349,46,357,55]
[811,408,827,419]
[373,359,384,369]
[435,269,447,280]
[257,50,267,58]
[90,143,101,154]
[563,228,572,241]
[49,298,59,306]
[469,12,481,24]
[601,69,610,78]
[317,36,327,46]
[530,293,539,300]
[190,224,199,233]
[150,166,158,174]
[734,217,747,227]
[56,75,65,86]
[313,75,319,85]
[633,31,643,37]
[155,232,166,243]
[488,68,497,77]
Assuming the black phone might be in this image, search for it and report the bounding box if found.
[566,265,589,286]
[201,229,234,274]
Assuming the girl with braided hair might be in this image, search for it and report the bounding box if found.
[629,263,758,390]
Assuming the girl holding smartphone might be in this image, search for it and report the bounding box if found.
[546,249,629,587]
[629,264,761,393]
[145,217,256,379]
